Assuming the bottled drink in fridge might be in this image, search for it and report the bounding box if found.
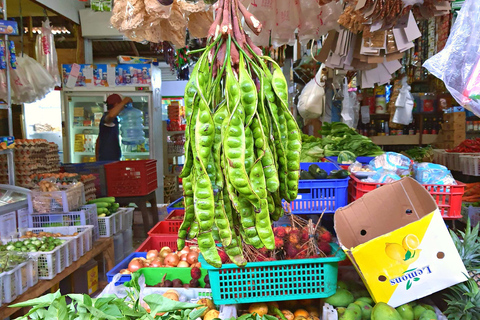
[119,102,146,145]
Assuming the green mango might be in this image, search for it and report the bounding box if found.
[347,303,362,320]
[325,289,355,308]
[396,304,414,320]
[420,304,435,312]
[413,305,427,320]
[353,290,371,299]
[371,302,403,320]
[419,310,437,320]
[356,297,374,305]
[337,307,346,317]
[337,281,349,290]
[339,309,358,320]
[353,301,372,320]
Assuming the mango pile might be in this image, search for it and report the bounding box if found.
[325,281,439,320]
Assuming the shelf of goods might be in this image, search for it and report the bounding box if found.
[369,134,438,145]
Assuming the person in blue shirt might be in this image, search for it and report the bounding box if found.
[95,94,132,161]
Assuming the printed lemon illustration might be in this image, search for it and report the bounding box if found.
[402,234,420,251]
[385,243,407,261]
[398,249,422,265]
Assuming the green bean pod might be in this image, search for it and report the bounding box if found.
[177,174,195,250]
[224,232,247,266]
[188,219,199,239]
[225,63,243,122]
[267,193,275,214]
[239,54,257,127]
[270,191,284,221]
[237,195,264,249]
[244,128,255,173]
[214,196,232,247]
[256,199,275,250]
[195,99,215,167]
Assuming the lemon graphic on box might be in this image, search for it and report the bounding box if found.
[385,235,422,265]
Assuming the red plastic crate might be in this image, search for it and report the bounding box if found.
[348,175,465,220]
[104,160,157,197]
[136,235,194,252]
[148,209,185,236]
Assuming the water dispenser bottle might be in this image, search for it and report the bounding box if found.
[119,103,146,146]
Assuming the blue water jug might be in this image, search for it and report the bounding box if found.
[119,103,146,145]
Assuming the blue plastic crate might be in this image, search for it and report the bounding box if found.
[167,197,184,213]
[288,162,349,214]
[107,252,146,285]
[327,156,375,165]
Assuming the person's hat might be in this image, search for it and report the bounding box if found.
[106,94,122,107]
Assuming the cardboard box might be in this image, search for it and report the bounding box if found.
[74,107,85,117]
[442,130,466,143]
[335,178,467,308]
[442,120,465,131]
[443,112,466,123]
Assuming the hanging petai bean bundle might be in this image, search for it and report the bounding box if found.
[177,0,301,267]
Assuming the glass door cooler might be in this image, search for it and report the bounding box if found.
[0,184,30,214]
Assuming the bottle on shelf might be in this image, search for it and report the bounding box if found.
[378,120,386,136]
[369,120,376,137]
[423,117,430,134]
[409,119,416,135]
[431,118,438,135]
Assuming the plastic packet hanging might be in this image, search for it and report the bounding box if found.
[364,169,401,183]
[7,41,16,69]
[423,0,480,115]
[298,64,326,120]
[0,40,6,69]
[414,163,457,185]
[341,79,360,128]
[369,152,412,177]
[298,0,342,45]
[35,19,61,87]
[245,0,276,47]
[393,77,414,125]
[271,0,299,48]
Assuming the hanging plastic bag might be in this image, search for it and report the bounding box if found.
[423,0,480,115]
[271,0,300,48]
[35,19,61,87]
[297,64,326,120]
[393,77,414,125]
[341,78,359,128]
[298,0,343,45]
[245,0,276,47]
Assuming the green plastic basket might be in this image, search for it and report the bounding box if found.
[131,267,208,287]
[198,243,346,304]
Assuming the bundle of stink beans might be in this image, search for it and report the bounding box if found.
[177,0,302,268]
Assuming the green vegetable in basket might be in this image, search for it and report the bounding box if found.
[87,196,116,204]
[337,151,357,164]
[94,202,110,208]
[308,164,328,179]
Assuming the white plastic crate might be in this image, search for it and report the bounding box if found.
[122,228,133,256]
[26,258,38,287]
[462,155,480,176]
[28,205,99,242]
[121,208,134,231]
[433,149,447,166]
[1,264,20,303]
[27,240,71,280]
[113,232,124,264]
[0,211,18,239]
[20,226,94,262]
[28,183,86,213]
[98,209,123,237]
[447,152,478,171]
[16,261,29,295]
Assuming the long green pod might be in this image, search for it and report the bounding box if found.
[237,195,264,249]
[238,54,258,127]
[214,194,232,247]
[177,174,195,250]
[224,231,247,267]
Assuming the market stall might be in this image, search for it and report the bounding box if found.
[0,0,479,318]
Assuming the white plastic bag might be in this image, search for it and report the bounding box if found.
[245,0,276,47]
[35,19,61,87]
[298,64,326,120]
[298,1,343,45]
[393,77,414,125]
[271,0,299,48]
[341,78,359,128]
[423,0,480,115]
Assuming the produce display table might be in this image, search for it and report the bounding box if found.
[0,237,114,319]
[116,191,158,234]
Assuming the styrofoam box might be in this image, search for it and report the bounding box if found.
[19,226,94,262]
[28,183,86,214]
